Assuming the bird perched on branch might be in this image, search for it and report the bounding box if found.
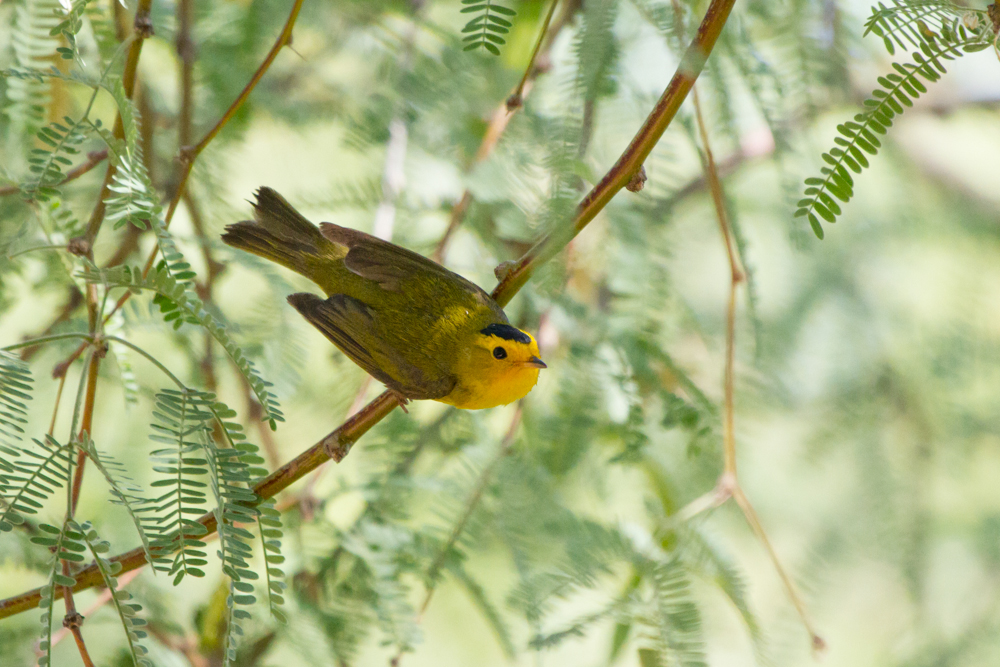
[222,187,545,410]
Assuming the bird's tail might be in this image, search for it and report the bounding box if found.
[222,187,338,280]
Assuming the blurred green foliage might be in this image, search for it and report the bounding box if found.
[3,0,1000,666]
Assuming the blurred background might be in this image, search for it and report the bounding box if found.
[3,0,1000,665]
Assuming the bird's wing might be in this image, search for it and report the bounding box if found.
[287,292,456,400]
[319,222,495,303]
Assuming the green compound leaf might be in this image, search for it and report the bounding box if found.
[460,0,517,55]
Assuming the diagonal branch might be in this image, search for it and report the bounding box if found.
[0,0,738,620]
[490,0,736,306]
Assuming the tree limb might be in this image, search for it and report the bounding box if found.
[0,0,738,621]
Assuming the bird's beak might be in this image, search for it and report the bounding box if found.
[525,356,547,369]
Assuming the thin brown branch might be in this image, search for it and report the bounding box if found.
[507,0,560,110]
[676,87,825,652]
[65,621,95,667]
[0,0,738,620]
[50,569,142,650]
[63,335,103,666]
[59,560,95,667]
[431,192,472,263]
[69,346,102,516]
[692,88,742,476]
[47,373,68,437]
[0,150,108,198]
[191,0,303,158]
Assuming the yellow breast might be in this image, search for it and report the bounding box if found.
[438,365,540,410]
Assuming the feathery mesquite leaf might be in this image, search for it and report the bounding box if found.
[0,351,33,456]
[0,435,73,534]
[796,29,989,238]
[79,265,284,427]
[460,0,517,55]
[78,521,153,666]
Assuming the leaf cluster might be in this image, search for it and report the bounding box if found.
[81,265,284,428]
[797,1,992,237]
[461,0,517,55]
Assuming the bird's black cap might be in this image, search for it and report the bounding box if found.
[480,323,531,345]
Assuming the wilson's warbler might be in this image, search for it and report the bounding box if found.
[222,188,546,410]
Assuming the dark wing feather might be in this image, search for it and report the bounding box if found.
[319,222,495,304]
[287,292,456,400]
[287,292,388,383]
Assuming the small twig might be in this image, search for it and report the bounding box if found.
[192,1,304,159]
[5,244,68,259]
[47,372,68,438]
[0,150,109,198]
[676,87,825,652]
[55,557,95,667]
[431,192,472,263]
[506,0,560,110]
[0,0,739,619]
[61,342,104,665]
[69,347,102,516]
[50,569,142,650]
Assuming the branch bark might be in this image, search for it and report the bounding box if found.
[0,0,738,621]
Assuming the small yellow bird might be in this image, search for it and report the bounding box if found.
[222,188,545,410]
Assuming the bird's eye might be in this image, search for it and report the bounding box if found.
[493,346,507,360]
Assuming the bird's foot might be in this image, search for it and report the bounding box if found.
[389,389,410,413]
